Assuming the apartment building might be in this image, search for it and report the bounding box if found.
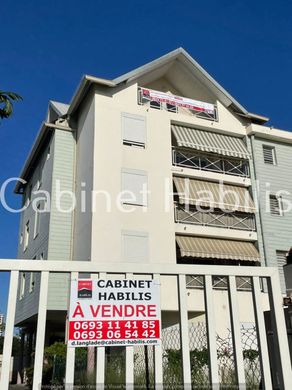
[13,48,291,346]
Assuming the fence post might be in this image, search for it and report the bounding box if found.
[0,271,19,390]
[96,272,106,389]
[153,273,163,388]
[268,271,292,389]
[65,272,78,389]
[252,276,273,389]
[228,276,246,390]
[204,275,219,389]
[32,271,49,390]
[178,274,191,389]
[126,273,134,389]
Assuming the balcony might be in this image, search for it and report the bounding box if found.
[172,147,250,177]
[174,203,256,232]
[138,87,218,121]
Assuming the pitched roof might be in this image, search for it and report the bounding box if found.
[68,47,269,123]
[50,101,69,116]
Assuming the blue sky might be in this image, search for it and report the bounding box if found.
[0,0,292,314]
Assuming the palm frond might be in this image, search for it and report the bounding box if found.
[0,90,22,119]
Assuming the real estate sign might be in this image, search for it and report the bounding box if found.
[68,279,161,347]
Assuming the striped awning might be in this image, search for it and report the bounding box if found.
[176,236,260,262]
[173,177,255,213]
[172,125,250,159]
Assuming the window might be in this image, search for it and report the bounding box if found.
[33,203,41,239]
[36,179,41,190]
[29,257,37,293]
[276,251,288,293]
[24,221,30,251]
[47,145,51,160]
[24,184,32,206]
[121,169,148,206]
[19,273,26,299]
[263,145,277,165]
[122,231,149,262]
[122,113,146,148]
[269,194,283,216]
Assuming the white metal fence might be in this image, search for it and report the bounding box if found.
[0,260,291,389]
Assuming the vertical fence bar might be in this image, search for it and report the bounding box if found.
[32,271,49,390]
[228,276,246,390]
[126,272,134,389]
[65,271,78,389]
[178,274,191,389]
[0,271,19,389]
[268,271,292,389]
[153,273,163,388]
[252,276,273,389]
[204,275,219,389]
[86,274,97,377]
[96,272,106,389]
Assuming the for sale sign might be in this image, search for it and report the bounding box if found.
[68,279,161,347]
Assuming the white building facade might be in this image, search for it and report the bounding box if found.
[13,48,292,351]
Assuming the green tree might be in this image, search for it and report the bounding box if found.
[0,90,22,119]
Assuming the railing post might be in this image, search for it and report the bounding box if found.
[153,274,163,388]
[178,274,192,389]
[32,271,49,390]
[228,276,246,390]
[65,272,78,389]
[252,277,273,389]
[126,272,134,389]
[268,271,292,389]
[204,275,219,389]
[0,271,19,390]
[96,272,106,389]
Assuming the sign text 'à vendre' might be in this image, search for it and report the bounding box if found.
[68,279,161,347]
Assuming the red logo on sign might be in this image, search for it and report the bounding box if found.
[78,280,92,298]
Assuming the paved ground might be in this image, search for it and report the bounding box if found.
[9,386,30,390]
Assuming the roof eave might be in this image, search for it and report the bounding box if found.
[67,75,116,116]
[236,111,269,124]
[14,122,48,193]
[14,122,74,194]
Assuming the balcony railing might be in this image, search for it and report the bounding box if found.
[138,87,218,121]
[186,275,254,291]
[172,147,250,177]
[174,203,256,231]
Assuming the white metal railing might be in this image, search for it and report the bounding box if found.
[138,87,218,121]
[172,147,250,177]
[0,260,291,389]
[186,275,254,291]
[174,203,256,231]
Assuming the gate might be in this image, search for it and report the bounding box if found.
[0,259,291,389]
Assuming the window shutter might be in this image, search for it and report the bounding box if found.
[122,231,149,262]
[276,251,287,293]
[269,195,282,216]
[263,145,276,165]
[122,113,146,147]
[121,169,148,206]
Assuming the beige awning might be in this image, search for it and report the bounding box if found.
[176,236,260,262]
[173,177,255,213]
[172,125,250,159]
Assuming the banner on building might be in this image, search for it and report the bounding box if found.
[142,88,215,114]
[68,279,161,347]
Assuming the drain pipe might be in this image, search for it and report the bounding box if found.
[249,134,268,266]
